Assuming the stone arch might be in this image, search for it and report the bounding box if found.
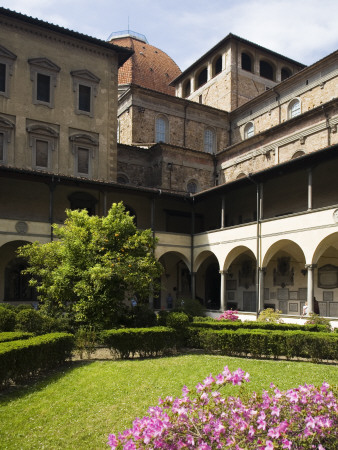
[0,240,35,302]
[291,150,305,159]
[262,239,306,268]
[312,232,338,265]
[194,250,220,309]
[223,246,256,271]
[212,54,223,76]
[259,59,275,81]
[158,251,192,308]
[196,66,208,89]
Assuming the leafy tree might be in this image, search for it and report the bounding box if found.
[18,203,163,328]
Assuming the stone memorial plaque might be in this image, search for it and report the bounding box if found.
[226,280,237,290]
[289,302,298,313]
[323,291,333,302]
[289,291,298,300]
[270,291,276,299]
[298,288,307,300]
[318,302,327,316]
[318,265,338,289]
[227,291,235,301]
[279,300,288,314]
[264,288,269,300]
[329,302,338,317]
[277,288,289,300]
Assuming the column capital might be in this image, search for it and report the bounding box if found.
[305,264,317,270]
[259,266,267,273]
[219,270,226,275]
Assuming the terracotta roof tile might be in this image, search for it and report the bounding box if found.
[110,36,181,95]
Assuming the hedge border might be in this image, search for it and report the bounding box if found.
[0,332,34,343]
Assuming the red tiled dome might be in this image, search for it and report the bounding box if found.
[109,33,181,95]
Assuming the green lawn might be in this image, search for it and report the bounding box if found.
[0,354,337,449]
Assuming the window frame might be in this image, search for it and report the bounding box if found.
[0,45,17,98]
[71,70,100,118]
[155,115,169,143]
[70,133,98,178]
[288,98,301,119]
[0,115,15,164]
[28,58,60,108]
[204,127,216,154]
[244,122,254,139]
[27,123,59,170]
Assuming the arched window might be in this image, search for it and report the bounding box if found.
[244,122,254,139]
[117,174,129,184]
[291,150,305,159]
[236,172,246,180]
[241,53,252,72]
[68,191,97,215]
[204,128,216,153]
[124,204,137,226]
[5,258,36,301]
[155,115,169,143]
[260,60,274,80]
[213,55,222,76]
[288,98,301,118]
[281,67,292,81]
[196,67,208,88]
[187,180,198,194]
[183,79,191,98]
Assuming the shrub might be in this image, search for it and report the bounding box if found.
[198,328,338,362]
[157,310,169,326]
[258,307,283,323]
[108,367,338,449]
[174,297,206,318]
[101,327,176,359]
[0,332,74,387]
[166,312,189,329]
[129,304,157,328]
[0,307,16,332]
[75,326,97,359]
[305,312,332,332]
[218,310,239,321]
[15,309,44,334]
[0,332,34,343]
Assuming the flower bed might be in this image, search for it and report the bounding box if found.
[108,367,338,449]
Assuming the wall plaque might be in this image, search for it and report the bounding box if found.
[323,291,333,302]
[277,288,289,300]
[289,291,298,300]
[279,300,288,314]
[329,302,338,317]
[298,288,307,300]
[289,302,298,313]
[15,221,28,234]
[318,302,327,316]
[318,265,338,289]
[226,280,237,290]
[264,288,269,300]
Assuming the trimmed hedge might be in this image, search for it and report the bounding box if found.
[191,320,329,333]
[0,332,74,387]
[0,332,34,343]
[101,327,177,359]
[198,328,338,362]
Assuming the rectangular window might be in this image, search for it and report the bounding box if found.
[0,63,6,92]
[36,73,51,103]
[0,132,4,160]
[35,139,49,167]
[77,147,89,174]
[78,85,91,112]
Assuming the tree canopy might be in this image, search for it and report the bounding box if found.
[18,203,163,327]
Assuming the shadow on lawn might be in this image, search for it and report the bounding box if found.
[0,359,94,405]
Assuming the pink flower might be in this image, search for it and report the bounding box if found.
[264,440,274,449]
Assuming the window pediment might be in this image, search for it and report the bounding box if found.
[0,116,15,130]
[0,45,17,63]
[70,70,100,84]
[28,58,61,73]
[26,124,59,137]
[69,133,99,146]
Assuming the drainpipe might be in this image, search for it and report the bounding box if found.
[246,174,261,318]
[183,104,187,147]
[190,197,196,299]
[49,179,55,241]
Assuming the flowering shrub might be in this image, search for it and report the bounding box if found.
[108,367,338,449]
[218,310,239,321]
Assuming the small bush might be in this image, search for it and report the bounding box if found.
[258,307,283,323]
[0,307,16,332]
[101,327,176,359]
[174,297,206,318]
[15,309,44,334]
[305,312,332,331]
[0,332,34,343]
[75,326,97,359]
[218,310,239,321]
[0,332,74,387]
[166,312,190,329]
[157,310,169,326]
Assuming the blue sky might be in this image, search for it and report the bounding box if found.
[1,0,337,70]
